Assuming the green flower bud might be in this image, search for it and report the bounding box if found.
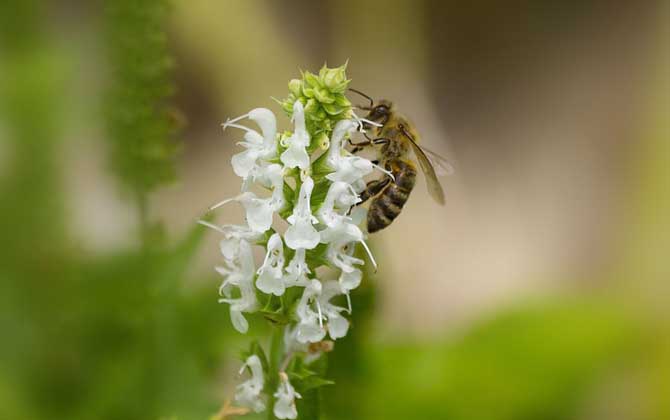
[279,63,353,138]
[288,79,302,97]
[314,88,334,104]
[322,102,344,116]
[334,95,351,107]
[303,71,321,88]
[321,63,349,93]
[317,132,330,150]
[304,98,319,115]
[302,86,315,98]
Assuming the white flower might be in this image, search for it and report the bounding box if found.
[198,221,263,262]
[217,239,258,333]
[339,268,362,293]
[235,355,266,413]
[252,163,286,211]
[280,101,311,170]
[285,176,320,250]
[256,233,287,296]
[284,248,311,287]
[209,192,274,233]
[320,219,367,273]
[319,280,350,340]
[224,108,277,180]
[273,373,301,419]
[316,180,360,227]
[209,163,286,234]
[295,279,326,343]
[326,119,374,186]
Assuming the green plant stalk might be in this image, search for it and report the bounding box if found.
[266,324,284,419]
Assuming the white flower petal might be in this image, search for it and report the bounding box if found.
[339,268,362,292]
[285,219,320,249]
[231,148,261,178]
[285,177,320,249]
[230,308,249,333]
[256,233,286,296]
[280,142,310,169]
[295,280,326,343]
[280,101,311,169]
[319,280,350,340]
[327,313,349,339]
[235,355,266,412]
[273,375,301,420]
[248,108,277,147]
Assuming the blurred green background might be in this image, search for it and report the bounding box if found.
[1,1,668,419]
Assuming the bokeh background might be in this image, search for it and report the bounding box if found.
[1,1,669,419]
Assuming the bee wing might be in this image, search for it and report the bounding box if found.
[421,146,455,176]
[401,128,446,205]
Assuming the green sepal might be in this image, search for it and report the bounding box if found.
[279,181,296,220]
[311,150,334,178]
[260,294,291,325]
[305,243,329,270]
[309,178,331,214]
[303,71,321,89]
[287,355,334,392]
[313,87,334,104]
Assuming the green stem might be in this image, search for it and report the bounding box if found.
[266,324,284,420]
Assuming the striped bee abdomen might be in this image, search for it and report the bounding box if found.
[367,159,416,233]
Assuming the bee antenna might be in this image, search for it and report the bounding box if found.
[348,88,374,109]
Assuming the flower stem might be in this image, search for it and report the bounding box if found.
[266,324,284,419]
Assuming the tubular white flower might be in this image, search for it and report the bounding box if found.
[256,233,286,296]
[280,101,311,170]
[320,219,365,273]
[284,248,311,287]
[273,373,301,420]
[218,239,258,333]
[317,181,360,227]
[198,221,263,262]
[326,119,374,185]
[225,108,278,180]
[319,280,349,340]
[209,192,274,233]
[253,163,286,211]
[235,355,266,413]
[295,279,326,343]
[285,176,320,250]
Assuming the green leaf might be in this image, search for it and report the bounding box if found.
[299,376,335,392]
[310,179,331,214]
[305,244,329,270]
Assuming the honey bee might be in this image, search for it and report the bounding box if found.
[348,89,453,233]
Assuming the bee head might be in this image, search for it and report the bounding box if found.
[348,88,392,129]
[363,100,392,129]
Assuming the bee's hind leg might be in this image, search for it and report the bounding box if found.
[348,137,371,154]
[355,178,390,207]
[348,136,389,154]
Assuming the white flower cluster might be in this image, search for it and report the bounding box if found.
[203,101,377,419]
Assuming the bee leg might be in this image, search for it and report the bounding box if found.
[356,178,391,206]
[347,138,371,154]
[348,138,371,147]
[371,160,379,165]
[371,137,390,146]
